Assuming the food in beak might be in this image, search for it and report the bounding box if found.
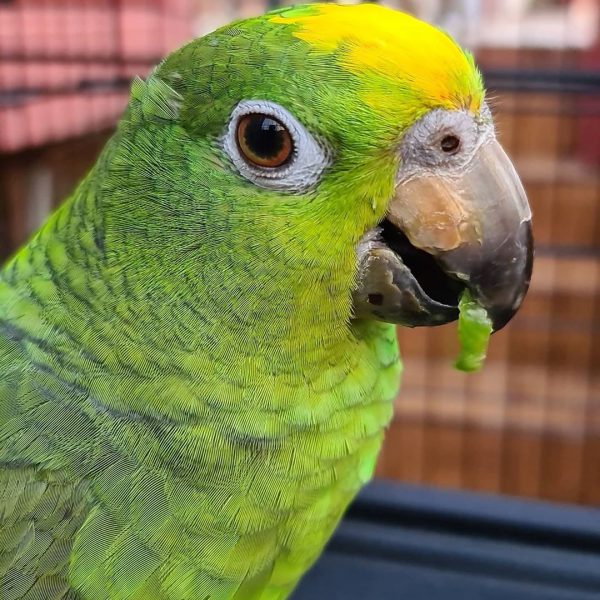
[454,289,493,372]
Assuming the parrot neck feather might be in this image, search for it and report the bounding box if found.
[1,139,400,429]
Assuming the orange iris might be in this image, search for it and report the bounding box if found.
[236,113,293,168]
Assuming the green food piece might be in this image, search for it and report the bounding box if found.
[454,289,493,372]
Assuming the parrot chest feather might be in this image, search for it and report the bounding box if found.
[1,276,400,599]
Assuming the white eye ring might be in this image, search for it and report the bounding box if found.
[223,100,330,192]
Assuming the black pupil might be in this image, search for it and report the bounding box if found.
[244,115,287,161]
[441,135,460,153]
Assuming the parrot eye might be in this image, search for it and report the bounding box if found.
[224,100,330,192]
[236,114,294,168]
[440,134,461,154]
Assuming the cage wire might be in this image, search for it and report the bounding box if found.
[0,0,599,504]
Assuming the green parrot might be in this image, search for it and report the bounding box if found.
[0,3,532,599]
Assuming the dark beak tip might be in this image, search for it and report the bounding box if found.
[490,305,522,333]
[460,220,534,334]
[489,222,534,332]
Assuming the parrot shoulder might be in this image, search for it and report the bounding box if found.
[0,465,91,600]
[0,319,92,599]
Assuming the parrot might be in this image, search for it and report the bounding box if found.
[0,3,533,599]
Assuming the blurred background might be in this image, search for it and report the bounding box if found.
[0,0,598,505]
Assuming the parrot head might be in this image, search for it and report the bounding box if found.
[113,2,532,340]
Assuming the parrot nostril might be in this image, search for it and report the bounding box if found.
[368,293,384,306]
[441,135,461,154]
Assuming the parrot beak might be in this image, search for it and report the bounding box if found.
[353,136,533,331]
